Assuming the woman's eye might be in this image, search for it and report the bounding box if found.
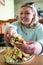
[20,13,23,15]
[20,12,30,15]
[25,12,30,14]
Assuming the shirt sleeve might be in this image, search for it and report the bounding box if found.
[4,22,17,33]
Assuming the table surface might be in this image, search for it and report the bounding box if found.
[0,47,43,65]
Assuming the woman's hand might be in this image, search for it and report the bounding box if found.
[27,41,42,55]
[16,41,42,55]
[4,28,17,43]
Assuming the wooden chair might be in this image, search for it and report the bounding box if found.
[39,18,43,24]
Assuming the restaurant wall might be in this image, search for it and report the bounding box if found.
[0,0,14,20]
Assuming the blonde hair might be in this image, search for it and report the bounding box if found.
[20,3,39,28]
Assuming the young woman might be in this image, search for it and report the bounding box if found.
[4,3,43,55]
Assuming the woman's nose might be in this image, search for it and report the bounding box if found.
[22,14,26,18]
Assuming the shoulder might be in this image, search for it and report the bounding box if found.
[36,23,43,33]
[12,21,20,26]
[37,23,43,30]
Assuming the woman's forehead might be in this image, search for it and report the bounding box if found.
[20,7,32,12]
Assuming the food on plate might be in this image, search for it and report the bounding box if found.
[4,47,32,63]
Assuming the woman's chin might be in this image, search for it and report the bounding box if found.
[22,22,29,25]
[21,21,31,25]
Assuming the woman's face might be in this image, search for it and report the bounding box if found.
[20,6,34,24]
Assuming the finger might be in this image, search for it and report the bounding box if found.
[5,37,10,43]
[27,41,34,45]
[4,33,10,43]
[27,48,34,55]
[16,44,34,55]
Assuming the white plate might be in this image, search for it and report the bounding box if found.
[0,47,5,53]
[5,55,35,65]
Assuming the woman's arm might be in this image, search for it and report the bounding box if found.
[36,24,43,54]
[4,24,17,33]
[4,24,17,43]
[16,41,42,55]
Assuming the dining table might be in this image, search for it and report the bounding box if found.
[0,47,43,65]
